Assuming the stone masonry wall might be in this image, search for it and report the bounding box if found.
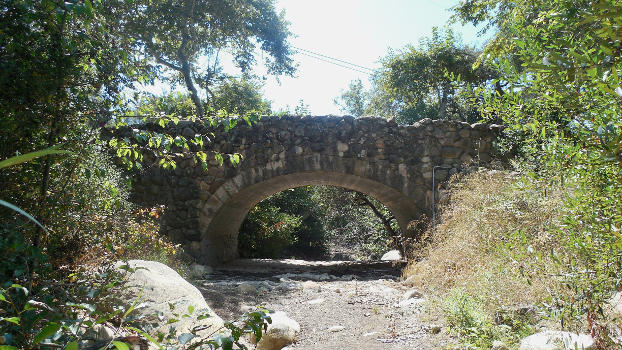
[117,115,502,264]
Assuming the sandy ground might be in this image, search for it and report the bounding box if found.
[197,259,453,350]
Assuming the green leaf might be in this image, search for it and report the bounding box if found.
[122,288,143,319]
[0,317,20,325]
[112,341,130,350]
[0,346,18,350]
[33,322,60,344]
[0,200,49,233]
[127,327,164,350]
[213,335,234,350]
[178,333,195,344]
[0,146,71,169]
[64,341,78,350]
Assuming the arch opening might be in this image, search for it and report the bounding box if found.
[237,184,404,261]
[198,171,421,265]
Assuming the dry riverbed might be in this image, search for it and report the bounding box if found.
[197,259,453,350]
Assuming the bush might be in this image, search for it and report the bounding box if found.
[403,169,568,347]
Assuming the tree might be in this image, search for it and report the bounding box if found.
[368,27,497,124]
[293,99,311,115]
[106,0,295,116]
[0,0,142,251]
[454,0,622,341]
[210,76,272,115]
[133,76,271,117]
[334,79,368,117]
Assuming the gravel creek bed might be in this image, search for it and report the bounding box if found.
[197,259,453,350]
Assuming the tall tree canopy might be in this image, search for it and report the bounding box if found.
[367,28,498,124]
[334,78,369,117]
[106,0,295,116]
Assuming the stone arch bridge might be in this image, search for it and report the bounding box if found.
[123,116,501,265]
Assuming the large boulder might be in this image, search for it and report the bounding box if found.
[518,330,594,350]
[115,260,224,338]
[251,311,300,350]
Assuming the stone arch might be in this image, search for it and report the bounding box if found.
[199,158,421,264]
[121,116,503,265]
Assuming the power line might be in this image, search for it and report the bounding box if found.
[297,51,374,75]
[293,45,375,74]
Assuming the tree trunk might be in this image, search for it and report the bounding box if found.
[354,192,405,258]
[177,41,204,117]
[177,1,204,117]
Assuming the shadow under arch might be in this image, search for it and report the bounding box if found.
[199,170,420,265]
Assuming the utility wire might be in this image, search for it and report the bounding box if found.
[297,51,374,75]
[293,45,375,74]
[294,46,374,72]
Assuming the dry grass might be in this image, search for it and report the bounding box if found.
[404,169,568,313]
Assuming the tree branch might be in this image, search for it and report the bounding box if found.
[156,57,182,71]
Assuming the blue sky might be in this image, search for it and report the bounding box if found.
[262,0,488,114]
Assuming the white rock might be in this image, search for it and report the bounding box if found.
[367,284,399,297]
[402,289,424,300]
[381,250,402,261]
[397,298,425,307]
[607,291,622,319]
[363,331,379,337]
[518,331,594,350]
[307,298,325,305]
[189,263,212,279]
[238,282,258,294]
[252,311,300,350]
[93,324,115,340]
[491,340,509,350]
[301,280,321,291]
[115,260,224,338]
[328,325,345,332]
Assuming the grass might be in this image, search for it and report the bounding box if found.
[403,168,570,348]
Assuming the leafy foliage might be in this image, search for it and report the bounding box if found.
[367,27,498,124]
[442,288,532,350]
[105,0,295,116]
[238,187,328,259]
[0,265,272,350]
[0,1,292,348]
[210,76,272,116]
[453,0,622,344]
[239,185,401,260]
[334,79,369,117]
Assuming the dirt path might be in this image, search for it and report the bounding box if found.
[197,259,452,349]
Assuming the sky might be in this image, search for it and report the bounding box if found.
[261,0,488,115]
[140,0,489,115]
